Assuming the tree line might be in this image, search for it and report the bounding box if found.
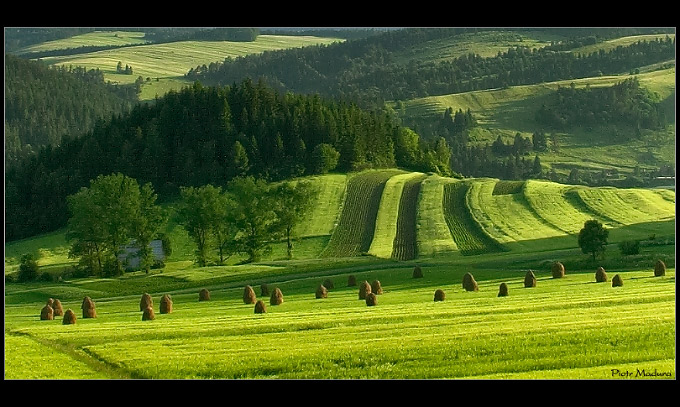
[186,29,675,108]
[5,54,138,168]
[5,79,451,241]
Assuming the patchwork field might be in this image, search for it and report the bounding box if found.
[32,34,343,100]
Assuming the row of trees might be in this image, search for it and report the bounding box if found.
[187,29,675,108]
[6,79,451,241]
[5,54,137,167]
[179,177,317,266]
[535,78,666,131]
[66,173,166,276]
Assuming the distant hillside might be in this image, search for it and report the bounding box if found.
[4,54,138,166]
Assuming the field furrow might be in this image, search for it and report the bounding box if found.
[392,173,427,261]
[467,179,566,248]
[321,170,403,258]
[442,181,505,255]
[576,187,676,226]
[523,180,598,235]
[415,175,458,257]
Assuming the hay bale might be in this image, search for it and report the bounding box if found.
[160,294,173,314]
[462,272,479,292]
[243,285,257,304]
[270,287,284,306]
[40,305,54,320]
[413,266,423,279]
[347,275,357,287]
[260,283,269,297]
[371,280,383,295]
[595,267,608,283]
[81,296,96,318]
[322,278,334,290]
[359,281,371,299]
[498,282,509,297]
[52,299,64,316]
[62,309,77,325]
[199,288,210,301]
[434,289,445,302]
[612,274,623,287]
[365,293,378,306]
[315,284,328,299]
[140,293,153,311]
[551,261,565,278]
[524,270,537,288]
[654,260,666,277]
[254,300,267,314]
[46,298,54,307]
[142,306,155,321]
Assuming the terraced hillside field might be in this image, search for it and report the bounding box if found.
[442,181,506,255]
[415,175,459,257]
[321,170,404,258]
[391,173,428,261]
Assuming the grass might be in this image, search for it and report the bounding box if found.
[36,35,343,100]
[321,170,403,258]
[392,173,428,260]
[415,175,459,257]
[5,261,675,379]
[368,172,424,259]
[15,30,150,54]
[569,34,676,57]
[292,174,347,238]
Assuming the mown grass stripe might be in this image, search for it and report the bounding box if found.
[392,173,427,260]
[416,175,458,257]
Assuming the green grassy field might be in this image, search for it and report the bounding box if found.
[34,34,343,100]
[15,30,150,54]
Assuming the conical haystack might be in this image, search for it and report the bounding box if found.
[199,288,210,301]
[52,299,64,316]
[654,260,666,277]
[498,282,509,297]
[462,272,478,292]
[243,285,257,304]
[365,293,377,306]
[524,270,537,288]
[413,266,423,279]
[140,293,153,311]
[160,294,173,314]
[359,281,371,300]
[347,275,357,287]
[551,261,565,278]
[434,289,445,302]
[371,280,383,295]
[595,267,608,283]
[315,284,328,299]
[254,300,266,314]
[612,274,623,287]
[142,306,155,321]
[62,309,77,325]
[270,287,284,306]
[81,296,96,318]
[322,279,334,290]
[40,305,54,320]
[260,284,269,297]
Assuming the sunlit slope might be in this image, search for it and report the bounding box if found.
[416,175,459,256]
[292,174,347,238]
[321,170,404,258]
[15,31,150,54]
[368,172,425,259]
[575,187,676,226]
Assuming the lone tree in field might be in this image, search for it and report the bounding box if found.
[178,185,227,267]
[654,260,666,277]
[578,220,609,262]
[18,253,40,282]
[595,267,608,283]
[462,273,479,292]
[271,180,318,260]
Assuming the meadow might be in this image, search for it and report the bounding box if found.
[31,34,342,100]
[5,170,675,379]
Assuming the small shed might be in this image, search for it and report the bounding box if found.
[118,240,165,271]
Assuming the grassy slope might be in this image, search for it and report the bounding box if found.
[416,175,459,256]
[15,30,150,54]
[34,34,343,101]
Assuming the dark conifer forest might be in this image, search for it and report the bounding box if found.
[5,79,450,241]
